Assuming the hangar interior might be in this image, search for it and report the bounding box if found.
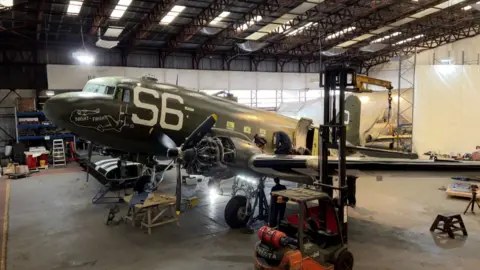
[2,0,480,270]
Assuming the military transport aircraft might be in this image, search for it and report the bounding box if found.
[44,75,480,228]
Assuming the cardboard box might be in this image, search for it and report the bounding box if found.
[3,163,17,175]
[15,165,29,174]
[16,97,36,112]
[3,163,28,175]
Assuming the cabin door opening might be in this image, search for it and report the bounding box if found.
[306,127,315,153]
[293,117,313,151]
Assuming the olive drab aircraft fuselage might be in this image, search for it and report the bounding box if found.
[44,76,361,159]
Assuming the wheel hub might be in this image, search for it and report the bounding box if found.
[237,206,247,220]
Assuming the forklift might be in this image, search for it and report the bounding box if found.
[253,66,356,270]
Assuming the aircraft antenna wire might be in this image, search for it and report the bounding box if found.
[79,21,89,54]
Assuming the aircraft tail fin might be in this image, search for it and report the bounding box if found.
[344,95,361,146]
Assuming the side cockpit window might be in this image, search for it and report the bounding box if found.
[106,86,115,95]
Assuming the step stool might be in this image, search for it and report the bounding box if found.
[430,213,468,239]
[52,139,67,167]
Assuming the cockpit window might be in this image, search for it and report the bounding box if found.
[82,83,116,95]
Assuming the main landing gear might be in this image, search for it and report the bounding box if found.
[224,176,270,229]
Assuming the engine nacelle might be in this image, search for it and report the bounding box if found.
[185,136,262,178]
[220,136,263,169]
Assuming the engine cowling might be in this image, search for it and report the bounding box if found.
[184,136,262,178]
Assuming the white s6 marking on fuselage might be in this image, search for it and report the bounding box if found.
[131,87,184,131]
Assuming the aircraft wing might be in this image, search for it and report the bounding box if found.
[249,154,480,184]
[346,145,418,159]
[373,134,412,141]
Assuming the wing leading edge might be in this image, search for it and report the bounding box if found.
[249,154,480,184]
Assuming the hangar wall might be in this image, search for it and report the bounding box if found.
[0,90,36,151]
[413,65,480,156]
[46,64,321,91]
[46,64,324,107]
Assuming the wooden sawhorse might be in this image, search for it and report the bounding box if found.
[123,193,179,234]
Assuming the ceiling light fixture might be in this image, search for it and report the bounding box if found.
[110,0,132,20]
[236,15,262,32]
[326,26,356,40]
[0,0,13,9]
[160,5,186,25]
[66,0,83,15]
[339,0,468,48]
[463,1,480,10]
[72,51,95,65]
[394,34,424,46]
[287,22,314,36]
[371,32,401,43]
[209,11,230,25]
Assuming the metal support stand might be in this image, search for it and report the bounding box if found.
[92,182,126,204]
[246,177,269,228]
[318,66,352,244]
[464,185,480,214]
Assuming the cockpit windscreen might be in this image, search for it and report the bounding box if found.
[82,83,116,95]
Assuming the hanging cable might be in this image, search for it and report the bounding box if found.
[386,87,393,123]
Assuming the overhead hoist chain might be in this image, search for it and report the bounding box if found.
[387,88,393,122]
[386,87,396,147]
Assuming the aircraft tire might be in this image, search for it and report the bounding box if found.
[224,195,250,228]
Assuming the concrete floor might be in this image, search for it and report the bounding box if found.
[5,167,480,270]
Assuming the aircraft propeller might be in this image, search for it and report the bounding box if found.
[166,114,218,215]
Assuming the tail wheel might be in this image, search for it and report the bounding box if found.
[335,250,354,270]
[224,195,251,228]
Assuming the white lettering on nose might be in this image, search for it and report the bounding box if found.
[131,87,184,131]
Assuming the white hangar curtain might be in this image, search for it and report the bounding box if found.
[413,65,480,155]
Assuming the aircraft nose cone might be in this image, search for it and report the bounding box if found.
[43,93,74,126]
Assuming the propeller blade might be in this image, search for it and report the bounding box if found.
[86,142,93,182]
[149,124,177,154]
[175,161,182,215]
[181,114,217,151]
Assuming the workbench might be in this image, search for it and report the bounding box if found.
[123,192,178,234]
